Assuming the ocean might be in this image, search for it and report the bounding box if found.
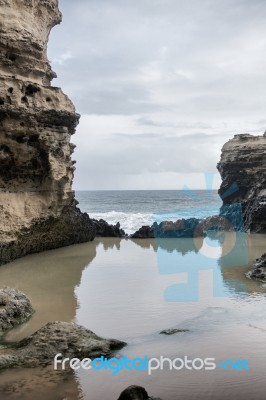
[76,190,222,234]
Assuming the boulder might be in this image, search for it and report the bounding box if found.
[117,385,162,400]
[0,288,33,336]
[0,321,126,370]
[247,253,266,281]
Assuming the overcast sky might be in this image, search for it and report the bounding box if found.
[48,0,266,190]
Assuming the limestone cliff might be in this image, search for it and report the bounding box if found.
[0,0,95,264]
[217,134,266,233]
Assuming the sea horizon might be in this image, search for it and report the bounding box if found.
[76,190,222,234]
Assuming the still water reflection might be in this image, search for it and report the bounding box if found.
[0,234,265,399]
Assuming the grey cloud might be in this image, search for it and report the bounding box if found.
[135,116,165,127]
[135,117,213,130]
[47,0,266,189]
[50,0,266,116]
[113,133,164,140]
[74,132,225,176]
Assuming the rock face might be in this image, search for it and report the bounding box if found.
[0,287,33,336]
[217,134,266,233]
[0,321,126,369]
[0,0,95,265]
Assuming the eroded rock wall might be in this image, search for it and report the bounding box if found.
[217,134,266,233]
[0,0,95,264]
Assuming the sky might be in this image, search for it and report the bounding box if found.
[48,0,266,190]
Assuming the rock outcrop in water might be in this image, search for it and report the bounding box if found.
[247,253,266,282]
[130,217,231,239]
[117,385,162,400]
[92,219,126,237]
[0,321,126,369]
[0,288,33,336]
[0,0,95,265]
[217,134,266,233]
[131,218,202,239]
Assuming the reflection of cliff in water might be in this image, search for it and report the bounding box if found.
[131,237,203,255]
[130,233,266,298]
[218,233,266,295]
[0,241,97,342]
[0,241,99,400]
[101,238,123,251]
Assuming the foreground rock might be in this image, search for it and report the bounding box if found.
[0,288,33,336]
[0,0,95,265]
[247,253,266,282]
[118,385,162,400]
[217,134,266,233]
[92,219,126,237]
[0,321,126,370]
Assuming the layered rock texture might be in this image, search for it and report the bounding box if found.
[0,0,95,264]
[217,134,266,233]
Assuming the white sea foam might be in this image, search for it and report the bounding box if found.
[88,210,211,234]
[89,211,153,234]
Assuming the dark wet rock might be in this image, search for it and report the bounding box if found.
[131,225,154,239]
[131,215,239,239]
[153,218,200,238]
[195,215,237,235]
[247,253,266,282]
[0,209,96,266]
[131,211,249,240]
[0,321,126,370]
[118,386,149,400]
[0,288,33,336]
[117,385,162,400]
[131,218,202,239]
[154,218,201,238]
[92,219,126,237]
[160,328,189,335]
[217,134,266,233]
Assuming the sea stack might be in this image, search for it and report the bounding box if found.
[0,0,95,265]
[217,134,266,233]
